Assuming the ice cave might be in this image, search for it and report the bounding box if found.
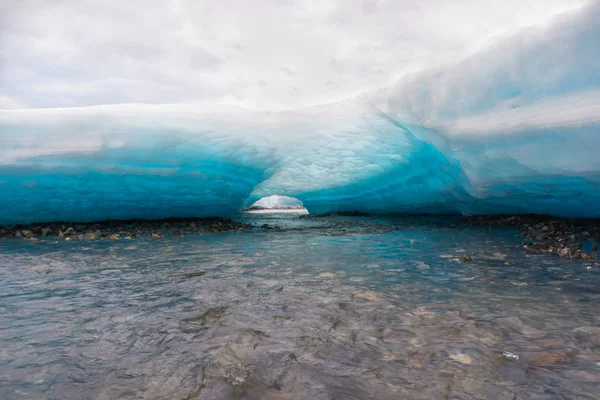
[1,1,599,225]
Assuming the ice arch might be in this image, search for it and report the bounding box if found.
[1,1,599,225]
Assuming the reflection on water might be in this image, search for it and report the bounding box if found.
[243,209,309,214]
[1,214,599,399]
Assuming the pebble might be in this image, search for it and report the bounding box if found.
[559,248,571,257]
[355,290,380,301]
[316,272,335,279]
[502,351,519,361]
[449,352,472,365]
[222,364,248,389]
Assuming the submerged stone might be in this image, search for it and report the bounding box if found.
[502,351,520,361]
[169,271,207,279]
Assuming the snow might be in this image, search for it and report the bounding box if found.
[0,2,599,224]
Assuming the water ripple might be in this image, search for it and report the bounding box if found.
[0,215,599,399]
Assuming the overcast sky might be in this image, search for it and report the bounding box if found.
[0,0,589,110]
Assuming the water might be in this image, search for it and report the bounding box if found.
[1,214,599,400]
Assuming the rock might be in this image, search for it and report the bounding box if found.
[169,271,207,279]
[559,247,571,257]
[182,306,227,323]
[573,326,600,344]
[354,290,380,301]
[529,351,574,365]
[531,243,549,250]
[316,272,335,279]
[449,352,472,365]
[535,233,547,241]
[502,351,519,361]
[573,251,594,260]
[222,364,248,387]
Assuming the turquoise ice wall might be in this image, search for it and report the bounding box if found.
[1,2,599,224]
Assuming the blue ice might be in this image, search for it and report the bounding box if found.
[1,2,599,225]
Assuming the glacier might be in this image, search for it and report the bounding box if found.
[1,2,600,225]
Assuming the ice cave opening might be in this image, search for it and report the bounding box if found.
[245,195,308,214]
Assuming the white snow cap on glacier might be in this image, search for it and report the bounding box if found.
[0,0,590,110]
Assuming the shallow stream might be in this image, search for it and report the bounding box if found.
[1,214,599,399]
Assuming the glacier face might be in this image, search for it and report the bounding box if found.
[1,2,600,224]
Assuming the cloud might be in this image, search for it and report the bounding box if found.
[0,0,590,110]
[0,95,26,109]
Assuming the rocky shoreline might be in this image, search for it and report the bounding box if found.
[0,217,252,241]
[1,214,599,262]
[460,214,599,260]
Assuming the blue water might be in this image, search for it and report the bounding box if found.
[1,214,599,399]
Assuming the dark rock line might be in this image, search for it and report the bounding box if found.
[1,213,599,262]
[0,217,252,241]
[460,214,599,260]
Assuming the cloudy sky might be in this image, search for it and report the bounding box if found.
[0,0,589,110]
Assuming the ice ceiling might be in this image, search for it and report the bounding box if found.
[0,2,599,224]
